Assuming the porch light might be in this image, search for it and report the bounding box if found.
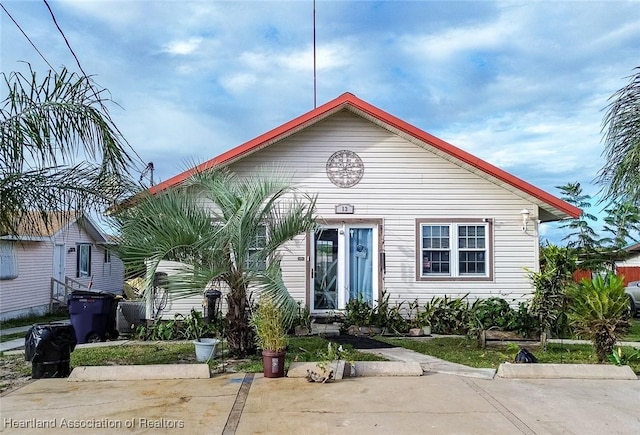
[520,209,531,232]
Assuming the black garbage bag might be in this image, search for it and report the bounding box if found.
[25,323,77,378]
[514,347,538,363]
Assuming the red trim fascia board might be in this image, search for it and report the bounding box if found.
[147,92,580,219]
[343,97,581,219]
[148,93,355,195]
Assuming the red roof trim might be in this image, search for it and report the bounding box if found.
[149,93,354,195]
[149,92,581,219]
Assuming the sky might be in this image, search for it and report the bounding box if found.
[2,0,639,243]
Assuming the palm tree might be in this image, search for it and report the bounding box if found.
[1,66,137,236]
[114,168,317,357]
[567,274,631,363]
[598,66,640,204]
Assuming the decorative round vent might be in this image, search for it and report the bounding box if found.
[326,150,364,188]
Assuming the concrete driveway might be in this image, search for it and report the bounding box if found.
[1,372,638,435]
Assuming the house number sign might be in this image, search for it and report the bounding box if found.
[335,204,355,214]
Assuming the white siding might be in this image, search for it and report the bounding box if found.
[224,110,540,305]
[0,220,125,320]
[52,221,124,294]
[91,246,125,294]
[153,261,206,320]
[0,241,52,319]
[617,253,640,267]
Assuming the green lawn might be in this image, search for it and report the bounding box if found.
[377,336,640,374]
[0,332,26,343]
[236,336,388,372]
[0,313,68,330]
[69,336,386,373]
[71,343,196,367]
[623,319,640,342]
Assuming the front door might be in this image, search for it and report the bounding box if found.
[311,223,378,312]
[53,244,65,297]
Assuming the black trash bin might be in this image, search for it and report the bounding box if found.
[204,289,222,324]
[25,323,76,378]
[67,290,119,344]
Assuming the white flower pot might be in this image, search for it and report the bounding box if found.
[194,338,219,362]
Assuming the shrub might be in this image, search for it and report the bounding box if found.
[251,298,288,352]
[430,294,472,335]
[567,274,632,362]
[471,297,513,330]
[528,244,576,337]
[135,309,216,341]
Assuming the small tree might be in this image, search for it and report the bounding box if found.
[528,243,576,340]
[556,182,605,271]
[114,167,317,357]
[599,200,640,271]
[567,274,632,363]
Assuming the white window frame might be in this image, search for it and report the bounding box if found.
[0,241,18,280]
[416,219,492,281]
[77,244,92,278]
[246,225,267,271]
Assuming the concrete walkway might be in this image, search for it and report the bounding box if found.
[359,347,497,379]
[2,372,639,434]
[0,325,31,353]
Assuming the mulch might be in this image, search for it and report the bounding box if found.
[327,335,397,350]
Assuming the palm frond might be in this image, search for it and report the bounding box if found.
[1,65,138,235]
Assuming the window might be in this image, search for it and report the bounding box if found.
[104,249,111,263]
[77,244,91,277]
[246,225,267,271]
[417,220,491,280]
[0,241,18,280]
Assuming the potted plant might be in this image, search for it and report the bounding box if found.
[417,301,435,336]
[293,302,312,336]
[251,297,288,378]
[185,308,219,362]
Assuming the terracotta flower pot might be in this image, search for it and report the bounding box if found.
[262,349,286,378]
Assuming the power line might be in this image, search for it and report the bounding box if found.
[42,0,148,171]
[0,2,55,70]
[42,0,91,87]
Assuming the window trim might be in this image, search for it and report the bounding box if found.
[77,243,92,278]
[415,218,493,282]
[0,241,18,280]
[246,224,268,271]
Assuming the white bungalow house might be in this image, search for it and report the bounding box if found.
[0,212,124,320]
[146,93,580,318]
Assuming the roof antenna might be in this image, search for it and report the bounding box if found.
[140,162,155,186]
[313,0,317,109]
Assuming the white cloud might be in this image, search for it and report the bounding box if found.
[3,0,638,245]
[163,37,203,56]
[220,73,258,94]
[402,18,515,61]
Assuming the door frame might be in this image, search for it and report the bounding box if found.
[53,244,65,297]
[306,218,384,313]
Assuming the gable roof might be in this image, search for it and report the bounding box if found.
[626,243,640,253]
[149,92,581,221]
[0,211,108,243]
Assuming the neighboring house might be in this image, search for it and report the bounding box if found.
[616,242,640,285]
[147,93,581,317]
[0,212,124,320]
